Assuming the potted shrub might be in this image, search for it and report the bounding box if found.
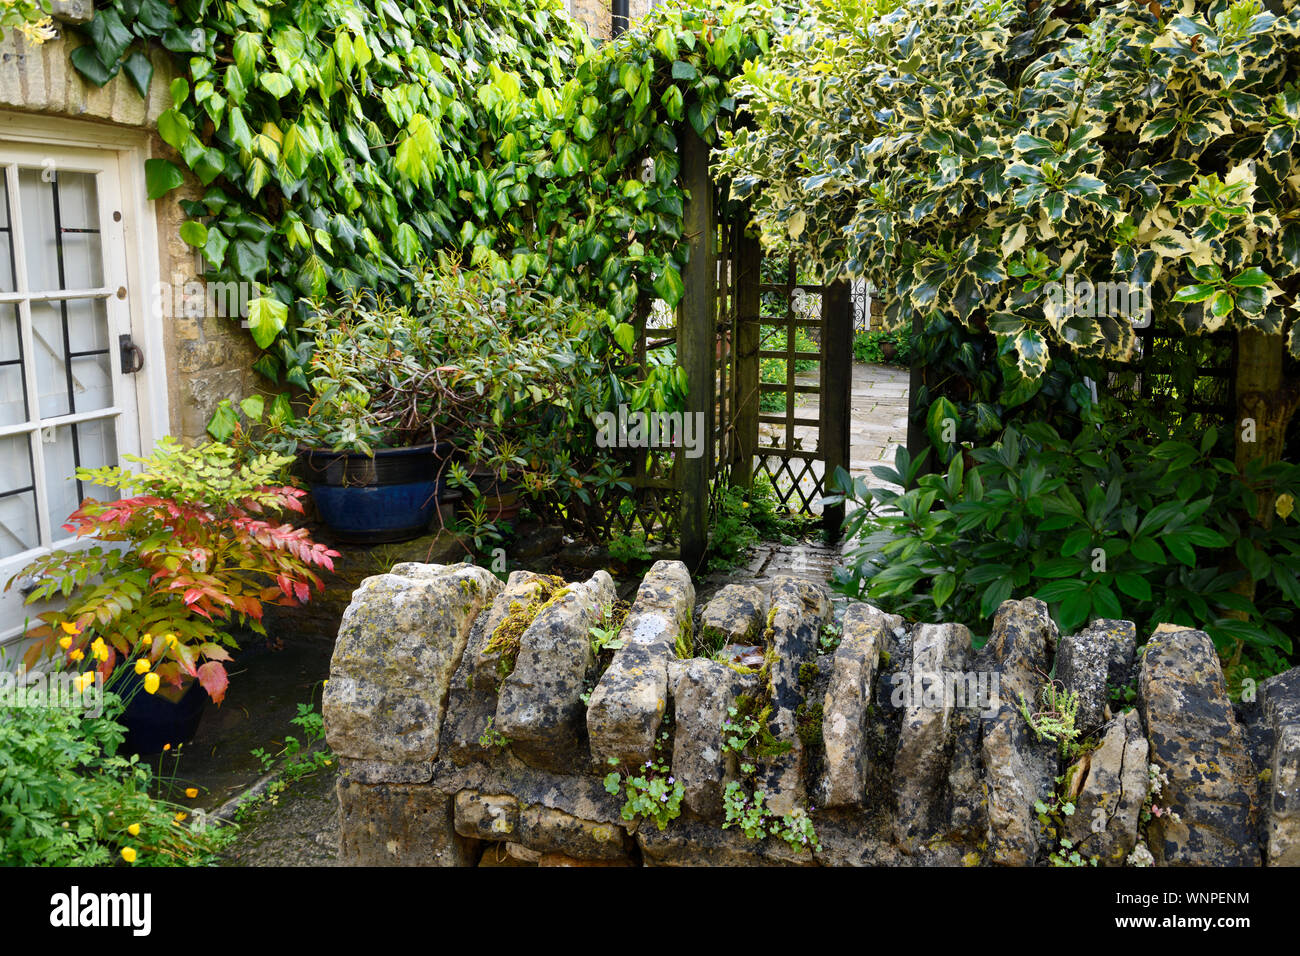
[5,439,338,753]
[288,256,612,544]
[286,293,458,543]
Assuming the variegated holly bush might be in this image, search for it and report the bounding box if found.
[720,0,1300,444]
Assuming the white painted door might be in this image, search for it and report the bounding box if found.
[0,143,143,647]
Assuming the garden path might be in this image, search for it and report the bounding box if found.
[699,362,907,611]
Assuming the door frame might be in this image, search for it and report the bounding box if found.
[0,113,171,648]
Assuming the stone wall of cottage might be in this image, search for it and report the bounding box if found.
[0,23,259,446]
[322,559,1300,867]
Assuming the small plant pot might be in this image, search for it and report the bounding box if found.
[436,488,463,528]
[480,488,522,522]
[119,674,207,757]
[298,442,453,543]
[467,469,523,522]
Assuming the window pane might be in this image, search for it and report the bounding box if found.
[0,305,26,426]
[74,417,118,491]
[29,297,112,418]
[67,298,113,414]
[19,167,104,292]
[0,172,15,294]
[0,434,38,559]
[42,418,118,539]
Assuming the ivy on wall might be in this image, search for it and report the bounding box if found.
[72,0,786,406]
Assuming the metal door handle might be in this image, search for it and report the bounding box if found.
[119,334,144,374]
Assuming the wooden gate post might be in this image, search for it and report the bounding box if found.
[821,279,852,538]
[905,311,929,485]
[679,127,716,571]
[731,228,761,488]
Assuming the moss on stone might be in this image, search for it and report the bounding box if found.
[675,614,695,659]
[486,575,567,681]
[795,701,823,748]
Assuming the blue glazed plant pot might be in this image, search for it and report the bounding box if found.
[119,674,207,756]
[298,442,451,544]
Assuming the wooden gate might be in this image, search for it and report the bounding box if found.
[588,129,854,570]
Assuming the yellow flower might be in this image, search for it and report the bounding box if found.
[69,649,84,662]
[163,743,171,752]
[141,633,153,646]
[58,637,72,650]
[143,672,161,695]
[185,788,198,798]
[127,823,141,837]
[59,621,81,636]
[120,847,137,863]
[134,658,151,675]
[73,673,95,693]
[164,633,177,648]
[173,812,188,824]
[1278,493,1295,521]
[91,638,109,662]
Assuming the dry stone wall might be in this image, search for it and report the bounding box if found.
[323,560,1299,866]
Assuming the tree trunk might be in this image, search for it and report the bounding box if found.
[1234,330,1295,487]
[1227,329,1299,655]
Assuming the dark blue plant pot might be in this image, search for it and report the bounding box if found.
[120,674,207,756]
[299,442,451,543]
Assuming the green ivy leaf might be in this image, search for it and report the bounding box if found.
[246,297,289,350]
[144,159,184,200]
[69,45,118,86]
[203,226,229,269]
[233,32,261,86]
[123,51,155,98]
[206,400,239,442]
[612,322,636,355]
[652,263,684,307]
[179,221,208,248]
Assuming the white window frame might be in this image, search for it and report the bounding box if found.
[0,113,170,649]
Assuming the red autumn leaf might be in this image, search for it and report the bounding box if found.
[196,661,229,705]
